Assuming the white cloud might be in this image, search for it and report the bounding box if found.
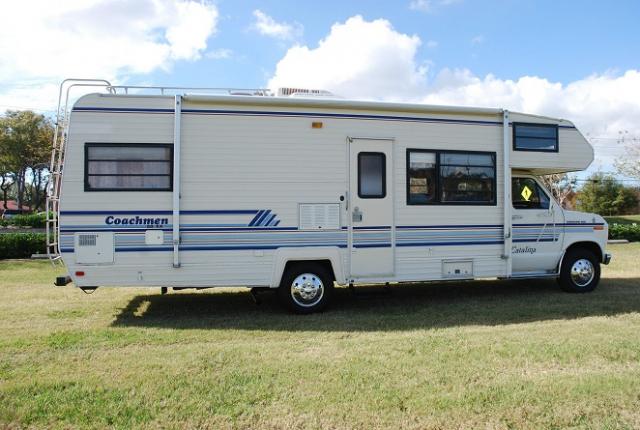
[252,10,302,40]
[423,69,640,171]
[409,0,433,12]
[206,48,233,60]
[268,16,426,100]
[267,15,640,173]
[409,0,461,13]
[471,34,485,45]
[426,40,439,49]
[423,69,640,136]
[0,0,219,111]
[0,82,60,114]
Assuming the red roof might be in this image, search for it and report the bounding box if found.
[0,200,30,212]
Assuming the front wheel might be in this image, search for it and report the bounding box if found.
[278,263,334,314]
[558,249,601,293]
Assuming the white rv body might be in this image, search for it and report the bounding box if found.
[53,86,610,308]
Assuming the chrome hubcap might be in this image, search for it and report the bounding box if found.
[570,258,595,287]
[291,273,324,307]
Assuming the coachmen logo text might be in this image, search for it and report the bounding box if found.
[105,216,169,226]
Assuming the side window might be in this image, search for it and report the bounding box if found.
[358,152,386,198]
[513,123,558,152]
[85,143,173,191]
[407,151,436,204]
[406,149,496,205]
[439,152,495,204]
[512,177,550,209]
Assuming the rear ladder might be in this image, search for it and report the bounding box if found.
[45,79,112,264]
[45,79,271,264]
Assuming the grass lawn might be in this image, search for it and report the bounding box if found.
[1,244,640,429]
[605,215,640,224]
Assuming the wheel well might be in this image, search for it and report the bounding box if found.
[281,259,336,284]
[564,241,604,263]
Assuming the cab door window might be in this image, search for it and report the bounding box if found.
[512,177,550,209]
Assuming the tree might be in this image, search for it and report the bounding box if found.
[0,110,54,211]
[540,173,576,209]
[614,131,640,179]
[0,131,14,210]
[577,172,639,215]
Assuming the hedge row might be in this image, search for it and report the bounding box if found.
[0,212,47,228]
[0,233,46,259]
[609,223,640,242]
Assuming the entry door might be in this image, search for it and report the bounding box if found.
[511,177,565,273]
[348,138,394,278]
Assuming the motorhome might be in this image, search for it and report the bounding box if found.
[47,79,611,313]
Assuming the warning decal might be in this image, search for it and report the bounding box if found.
[521,185,532,202]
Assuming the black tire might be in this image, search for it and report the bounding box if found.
[558,248,601,293]
[277,263,334,314]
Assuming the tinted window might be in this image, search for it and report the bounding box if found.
[406,149,496,205]
[358,152,386,198]
[407,151,436,204]
[439,152,495,204]
[512,177,550,209]
[439,153,494,166]
[85,144,172,191]
[514,123,558,152]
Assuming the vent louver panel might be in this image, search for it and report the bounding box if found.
[78,234,97,247]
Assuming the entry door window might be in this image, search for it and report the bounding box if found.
[512,177,550,209]
[358,152,386,198]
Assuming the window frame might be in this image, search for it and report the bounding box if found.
[512,122,559,153]
[406,149,497,206]
[357,152,387,199]
[84,142,174,192]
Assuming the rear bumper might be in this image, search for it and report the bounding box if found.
[603,253,612,265]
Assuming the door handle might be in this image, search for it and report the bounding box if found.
[512,214,523,220]
[352,207,363,222]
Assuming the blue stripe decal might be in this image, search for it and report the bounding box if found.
[73,107,174,113]
[263,213,277,226]
[397,224,503,229]
[59,220,598,252]
[513,222,604,227]
[61,210,259,215]
[59,226,300,233]
[398,240,504,247]
[248,210,264,227]
[254,210,271,226]
[71,106,578,129]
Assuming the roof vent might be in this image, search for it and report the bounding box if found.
[277,87,335,98]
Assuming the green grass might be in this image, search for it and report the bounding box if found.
[605,214,640,224]
[2,245,640,429]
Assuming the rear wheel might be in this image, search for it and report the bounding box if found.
[558,248,600,293]
[278,263,334,314]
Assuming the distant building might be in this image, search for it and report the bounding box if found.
[0,200,30,218]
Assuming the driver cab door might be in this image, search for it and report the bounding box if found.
[511,176,565,274]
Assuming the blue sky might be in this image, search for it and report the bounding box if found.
[1,0,639,177]
[151,0,640,88]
